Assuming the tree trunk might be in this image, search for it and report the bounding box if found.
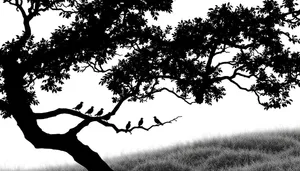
[5,85,114,170]
[2,61,114,171]
[13,110,114,171]
[62,134,114,171]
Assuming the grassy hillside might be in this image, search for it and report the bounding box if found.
[3,129,300,171]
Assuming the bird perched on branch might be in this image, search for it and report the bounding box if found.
[138,118,143,127]
[85,106,94,115]
[95,108,104,117]
[154,116,162,125]
[73,102,83,111]
[101,112,112,121]
[126,121,131,131]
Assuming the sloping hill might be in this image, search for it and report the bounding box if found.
[107,129,300,171]
[3,129,300,171]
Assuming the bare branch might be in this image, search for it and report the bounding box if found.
[80,61,112,73]
[101,116,183,134]
[236,73,258,79]
[99,65,112,73]
[228,79,252,92]
[227,79,266,108]
[129,116,182,132]
[215,64,246,81]
[254,91,265,107]
[214,61,236,70]
[156,88,196,105]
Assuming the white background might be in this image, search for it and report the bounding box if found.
[1,0,300,169]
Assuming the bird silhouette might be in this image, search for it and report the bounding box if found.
[154,116,162,125]
[95,108,104,117]
[85,106,94,115]
[126,121,131,131]
[73,102,83,111]
[101,112,111,121]
[138,118,143,127]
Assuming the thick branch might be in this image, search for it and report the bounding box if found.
[67,119,93,135]
[34,108,182,135]
[0,100,10,112]
[206,43,218,72]
[109,97,129,117]
[34,108,90,119]
[109,79,143,117]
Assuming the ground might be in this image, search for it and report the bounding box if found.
[2,128,300,171]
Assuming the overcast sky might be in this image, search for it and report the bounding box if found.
[1,0,300,169]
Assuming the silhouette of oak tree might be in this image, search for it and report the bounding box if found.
[1,0,300,171]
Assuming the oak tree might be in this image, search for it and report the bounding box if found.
[1,0,300,170]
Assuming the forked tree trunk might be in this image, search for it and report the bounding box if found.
[5,85,114,171]
[13,110,114,171]
[3,61,114,171]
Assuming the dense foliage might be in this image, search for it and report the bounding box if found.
[2,0,300,170]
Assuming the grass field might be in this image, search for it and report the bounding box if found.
[3,128,300,171]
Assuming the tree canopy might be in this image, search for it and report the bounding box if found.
[2,0,300,170]
[1,0,300,117]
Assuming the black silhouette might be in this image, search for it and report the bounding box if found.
[126,121,131,131]
[73,102,83,111]
[3,0,300,170]
[95,108,104,117]
[138,118,143,127]
[154,116,162,125]
[85,106,94,115]
[101,112,112,121]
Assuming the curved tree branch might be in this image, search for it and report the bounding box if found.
[80,61,112,73]
[34,108,88,119]
[34,108,182,135]
[228,79,252,92]
[214,61,236,70]
[128,116,182,133]
[155,88,196,105]
[254,91,266,107]
[215,64,246,81]
[101,116,183,134]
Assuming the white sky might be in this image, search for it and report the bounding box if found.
[1,0,300,169]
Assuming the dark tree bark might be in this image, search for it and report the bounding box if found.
[16,116,113,171]
[0,0,175,170]
[11,103,114,171]
[3,62,113,171]
[5,0,300,170]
